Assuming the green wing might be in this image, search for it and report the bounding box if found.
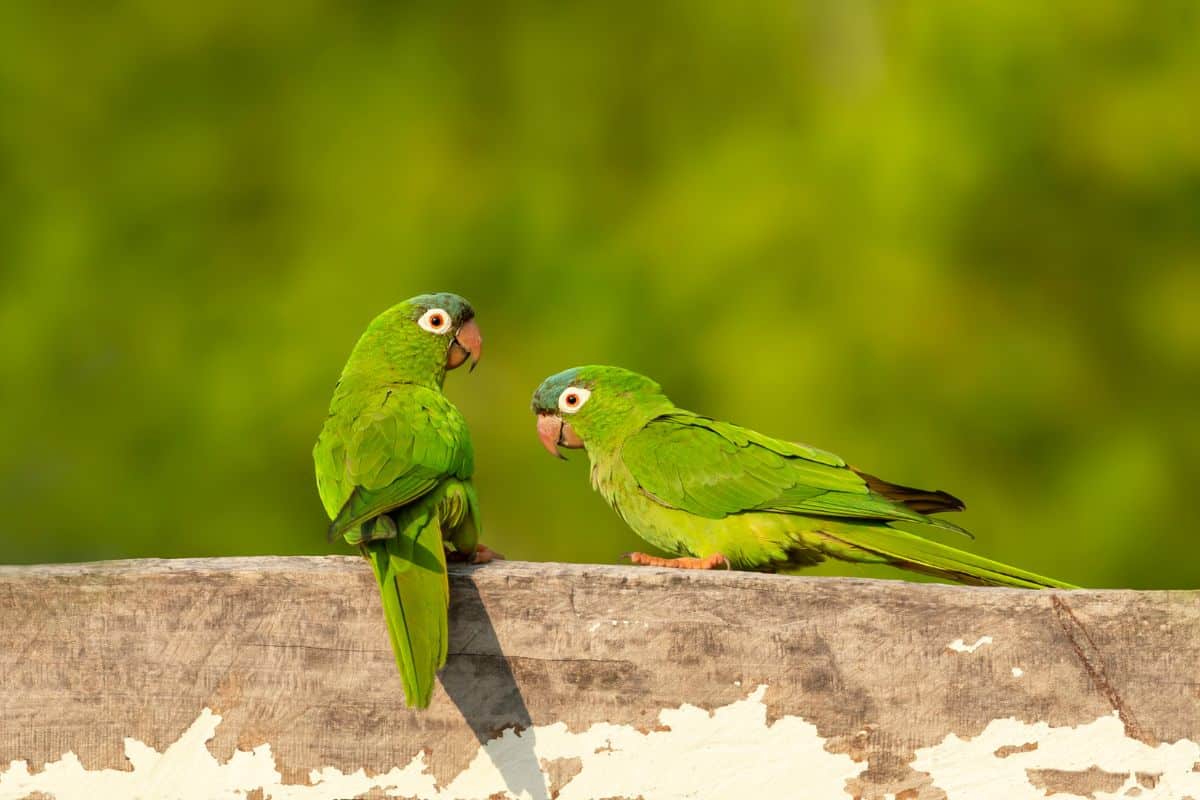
[621,413,966,533]
[314,384,473,540]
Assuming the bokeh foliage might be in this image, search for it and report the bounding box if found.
[2,0,1197,587]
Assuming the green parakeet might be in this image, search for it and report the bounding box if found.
[314,293,499,708]
[532,365,1075,589]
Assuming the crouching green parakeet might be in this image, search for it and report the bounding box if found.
[314,293,501,708]
[532,365,1075,589]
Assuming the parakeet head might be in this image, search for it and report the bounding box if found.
[401,292,482,371]
[342,292,481,387]
[531,366,674,458]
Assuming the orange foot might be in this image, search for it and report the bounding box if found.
[446,544,505,564]
[472,544,505,564]
[624,552,730,570]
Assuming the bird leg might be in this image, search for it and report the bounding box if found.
[624,552,730,570]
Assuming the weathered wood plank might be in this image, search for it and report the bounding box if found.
[0,557,1198,799]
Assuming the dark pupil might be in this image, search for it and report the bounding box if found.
[431,315,442,326]
[567,395,577,404]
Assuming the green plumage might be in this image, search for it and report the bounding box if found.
[532,366,1075,589]
[314,294,481,708]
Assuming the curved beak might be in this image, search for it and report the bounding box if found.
[447,317,482,371]
[537,413,566,459]
[536,413,584,459]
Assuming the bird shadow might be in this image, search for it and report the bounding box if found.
[440,564,547,800]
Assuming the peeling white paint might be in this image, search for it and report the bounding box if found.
[0,710,282,800]
[947,635,993,653]
[1011,667,1024,678]
[0,687,862,800]
[913,712,1200,800]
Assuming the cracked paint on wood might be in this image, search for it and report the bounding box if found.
[2,557,1198,800]
[1,687,863,799]
[6,694,1199,799]
[946,636,994,653]
[913,713,1200,799]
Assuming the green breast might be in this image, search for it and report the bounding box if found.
[591,454,692,556]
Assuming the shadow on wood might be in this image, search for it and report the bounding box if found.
[441,576,546,800]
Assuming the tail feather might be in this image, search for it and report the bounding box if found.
[815,524,1076,589]
[363,517,450,708]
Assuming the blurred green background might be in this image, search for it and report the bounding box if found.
[2,1,1197,588]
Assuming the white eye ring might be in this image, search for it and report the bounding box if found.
[417,308,453,335]
[558,386,591,414]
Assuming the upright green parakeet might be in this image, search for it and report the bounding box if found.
[532,366,1075,589]
[314,293,500,709]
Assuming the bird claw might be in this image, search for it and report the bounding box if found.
[623,552,731,570]
[473,544,504,564]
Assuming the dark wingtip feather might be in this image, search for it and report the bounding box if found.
[854,469,967,514]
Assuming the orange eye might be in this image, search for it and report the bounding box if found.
[558,386,591,414]
[418,308,452,334]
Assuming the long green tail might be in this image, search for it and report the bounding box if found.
[815,523,1077,589]
[363,514,450,708]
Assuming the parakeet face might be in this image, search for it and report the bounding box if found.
[403,292,482,371]
[531,366,668,457]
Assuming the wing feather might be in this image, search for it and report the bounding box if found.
[621,413,943,527]
[314,384,472,539]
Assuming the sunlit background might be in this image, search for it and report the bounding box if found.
[2,1,1197,588]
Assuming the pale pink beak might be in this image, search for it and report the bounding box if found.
[537,413,584,459]
[446,317,482,371]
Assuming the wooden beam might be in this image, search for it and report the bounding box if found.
[1,557,1198,799]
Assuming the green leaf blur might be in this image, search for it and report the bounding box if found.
[2,1,1197,587]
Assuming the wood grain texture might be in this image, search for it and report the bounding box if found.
[1,557,1198,799]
